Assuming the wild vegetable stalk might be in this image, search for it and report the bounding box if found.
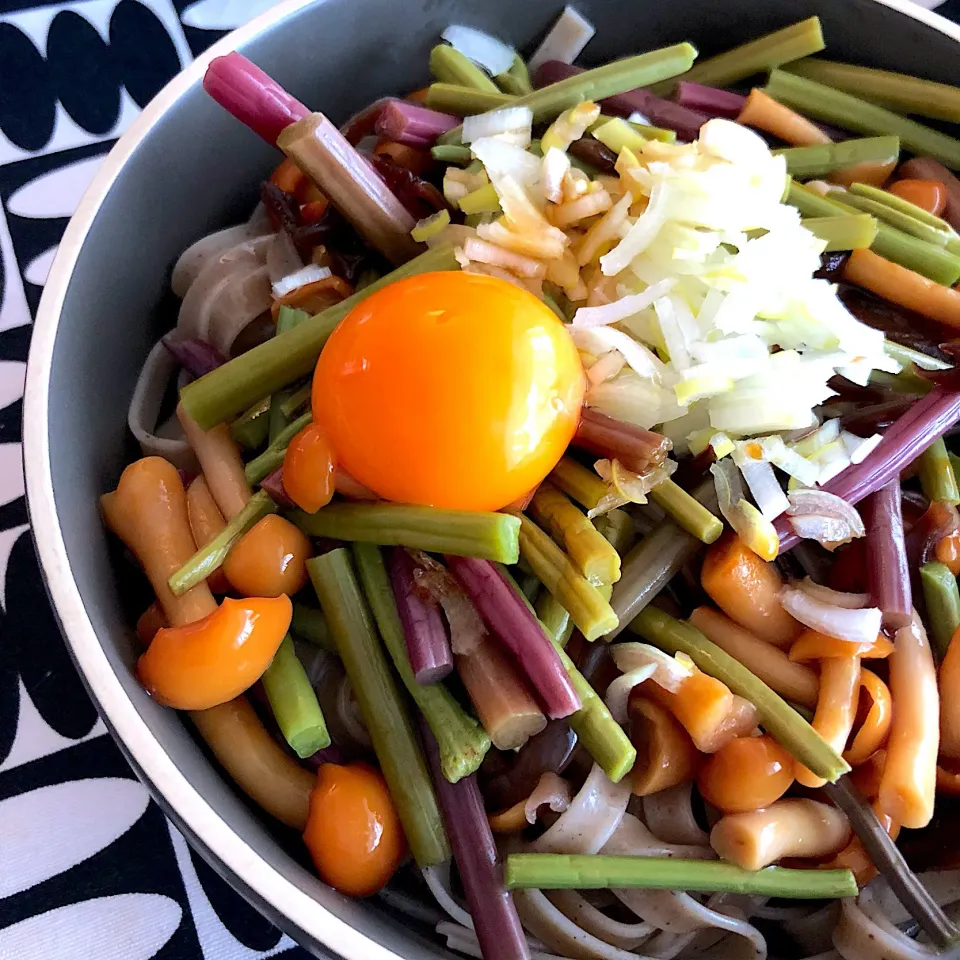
[290,502,521,563]
[203,52,308,145]
[278,113,420,266]
[290,603,334,652]
[261,635,330,758]
[573,409,671,476]
[429,44,500,91]
[504,854,857,898]
[388,546,453,684]
[375,99,458,146]
[438,43,698,144]
[308,549,449,866]
[507,510,619,641]
[788,182,960,285]
[764,69,960,169]
[786,58,960,124]
[919,438,960,506]
[649,479,723,544]
[801,215,877,251]
[553,640,636,782]
[673,82,745,119]
[529,482,621,585]
[550,456,609,512]
[920,562,960,663]
[863,481,911,631]
[168,490,277,595]
[648,16,825,95]
[352,543,490,782]
[422,728,531,960]
[774,135,900,178]
[608,480,716,640]
[446,556,581,719]
[425,84,514,116]
[534,60,708,140]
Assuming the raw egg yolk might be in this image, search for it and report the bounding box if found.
[312,271,584,511]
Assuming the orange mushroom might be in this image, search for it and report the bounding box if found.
[283,423,337,514]
[222,514,313,598]
[137,595,292,710]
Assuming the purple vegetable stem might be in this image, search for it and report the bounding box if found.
[375,100,459,147]
[302,743,344,770]
[421,725,531,960]
[162,334,226,378]
[261,467,295,509]
[863,481,911,631]
[673,82,746,120]
[203,53,308,146]
[777,387,960,551]
[389,548,454,684]
[535,60,709,141]
[445,556,581,719]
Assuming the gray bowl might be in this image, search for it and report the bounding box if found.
[21,0,960,956]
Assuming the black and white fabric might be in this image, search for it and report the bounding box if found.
[0,0,956,957]
[0,2,310,956]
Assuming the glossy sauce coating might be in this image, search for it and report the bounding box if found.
[303,762,406,896]
[137,595,292,710]
[223,514,313,597]
[697,734,794,814]
[312,272,585,511]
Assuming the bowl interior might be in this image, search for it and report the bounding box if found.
[27,0,960,957]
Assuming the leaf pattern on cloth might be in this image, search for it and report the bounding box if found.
[0,1,309,955]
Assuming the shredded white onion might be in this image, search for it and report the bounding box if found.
[586,350,626,385]
[572,278,676,328]
[573,326,666,381]
[734,454,790,520]
[441,25,516,75]
[787,489,866,549]
[756,435,821,487]
[843,431,883,465]
[780,583,881,642]
[462,106,534,146]
[604,664,657,722]
[541,147,570,205]
[528,5,596,71]
[610,642,692,693]
[271,263,332,298]
[797,578,870,609]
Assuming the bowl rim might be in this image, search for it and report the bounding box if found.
[21,0,960,957]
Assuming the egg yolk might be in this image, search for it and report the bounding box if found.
[312,271,584,511]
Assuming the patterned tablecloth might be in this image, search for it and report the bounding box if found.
[0,0,956,958]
